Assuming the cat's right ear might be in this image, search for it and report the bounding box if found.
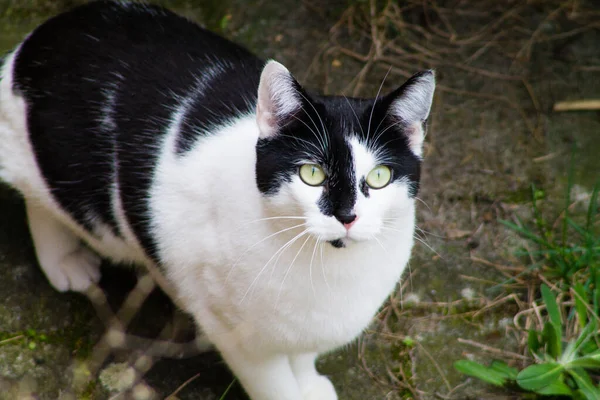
[256,60,303,139]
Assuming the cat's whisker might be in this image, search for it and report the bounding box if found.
[414,225,444,239]
[319,239,331,293]
[268,226,307,284]
[381,225,441,258]
[277,133,322,155]
[277,234,311,304]
[290,114,327,155]
[239,228,309,304]
[414,196,433,212]
[237,216,307,228]
[412,235,441,258]
[406,260,414,294]
[226,223,307,283]
[371,119,403,147]
[369,109,391,149]
[343,96,365,138]
[382,219,441,238]
[296,90,329,149]
[372,235,388,255]
[308,236,320,298]
[366,66,392,144]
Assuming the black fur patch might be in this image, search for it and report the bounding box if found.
[12,1,265,261]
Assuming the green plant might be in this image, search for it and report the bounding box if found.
[455,179,600,398]
[455,284,600,398]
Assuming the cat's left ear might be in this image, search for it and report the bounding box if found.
[386,70,435,157]
[256,60,304,139]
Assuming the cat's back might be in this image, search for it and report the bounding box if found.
[0,0,264,259]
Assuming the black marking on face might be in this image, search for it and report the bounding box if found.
[329,239,345,248]
[359,177,370,198]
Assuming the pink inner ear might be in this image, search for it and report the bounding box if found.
[405,122,425,157]
[256,102,277,138]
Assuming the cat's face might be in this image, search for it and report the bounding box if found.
[255,62,434,247]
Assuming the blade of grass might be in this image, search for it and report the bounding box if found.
[219,379,237,400]
[585,180,599,234]
[499,219,552,248]
[573,283,589,328]
[562,148,575,247]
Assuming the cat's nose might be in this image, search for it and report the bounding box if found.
[335,212,357,229]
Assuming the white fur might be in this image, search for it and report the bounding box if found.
[0,50,418,399]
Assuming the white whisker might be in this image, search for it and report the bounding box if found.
[343,95,364,138]
[239,228,308,304]
[414,196,432,212]
[308,236,320,297]
[381,225,441,258]
[277,234,311,304]
[296,90,329,149]
[226,223,306,283]
[290,114,327,155]
[319,240,330,292]
[366,66,392,144]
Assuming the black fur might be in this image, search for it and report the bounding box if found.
[12,1,264,260]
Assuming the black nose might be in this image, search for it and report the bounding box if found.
[334,212,356,225]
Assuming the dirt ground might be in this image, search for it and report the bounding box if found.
[0,1,598,399]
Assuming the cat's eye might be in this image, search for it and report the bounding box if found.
[299,164,326,186]
[366,166,392,189]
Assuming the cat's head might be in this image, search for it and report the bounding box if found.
[255,61,434,247]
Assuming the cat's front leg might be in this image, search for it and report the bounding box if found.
[290,353,337,400]
[25,200,101,292]
[218,345,303,400]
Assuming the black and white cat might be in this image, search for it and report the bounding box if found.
[0,1,434,399]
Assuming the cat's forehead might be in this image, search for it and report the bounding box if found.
[312,95,374,135]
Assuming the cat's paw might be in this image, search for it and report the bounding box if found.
[301,375,337,400]
[48,247,102,292]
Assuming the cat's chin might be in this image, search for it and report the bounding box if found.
[327,235,369,248]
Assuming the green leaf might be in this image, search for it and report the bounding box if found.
[528,330,540,354]
[573,319,597,354]
[489,360,518,380]
[541,284,562,331]
[542,321,561,359]
[454,360,507,387]
[567,349,600,369]
[541,284,562,356]
[567,357,600,369]
[569,368,600,400]
[516,363,563,391]
[574,283,589,328]
[595,274,600,316]
[535,379,573,396]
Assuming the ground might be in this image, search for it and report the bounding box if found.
[0,1,598,399]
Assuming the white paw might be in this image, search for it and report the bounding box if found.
[46,247,102,292]
[302,375,337,400]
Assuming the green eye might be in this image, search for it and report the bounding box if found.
[366,166,392,189]
[299,164,326,186]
